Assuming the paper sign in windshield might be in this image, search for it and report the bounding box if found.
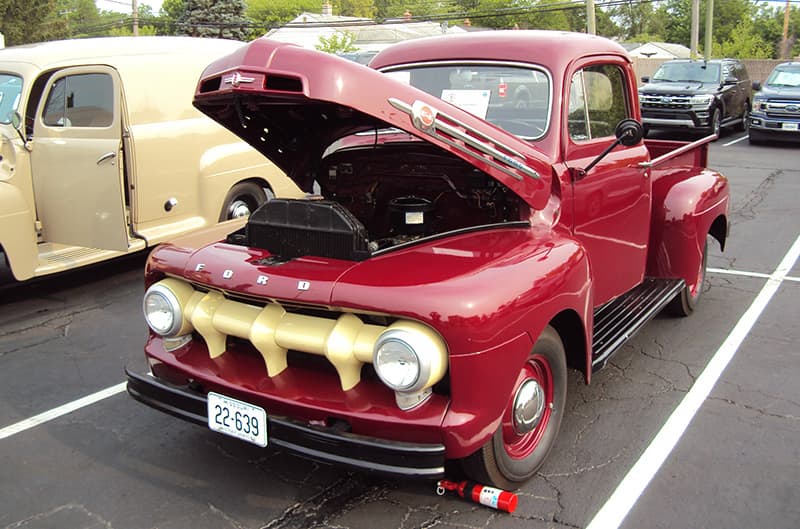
[441,89,491,119]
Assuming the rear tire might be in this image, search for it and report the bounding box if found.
[460,326,567,490]
[668,239,708,317]
[219,182,272,221]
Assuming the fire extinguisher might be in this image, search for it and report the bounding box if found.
[436,479,519,513]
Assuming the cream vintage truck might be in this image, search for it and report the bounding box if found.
[0,36,300,283]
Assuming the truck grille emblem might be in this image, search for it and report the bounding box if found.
[223,72,255,88]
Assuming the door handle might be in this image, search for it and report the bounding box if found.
[96,152,116,165]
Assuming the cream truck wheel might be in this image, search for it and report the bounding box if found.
[219,182,272,221]
[461,325,567,490]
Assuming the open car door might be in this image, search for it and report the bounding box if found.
[30,65,129,251]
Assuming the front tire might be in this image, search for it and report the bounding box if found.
[708,108,721,138]
[461,325,567,489]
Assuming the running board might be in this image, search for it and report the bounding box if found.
[591,278,685,372]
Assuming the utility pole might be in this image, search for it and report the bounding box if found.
[133,0,139,36]
[690,0,699,59]
[782,0,791,59]
[704,0,714,61]
[587,0,596,35]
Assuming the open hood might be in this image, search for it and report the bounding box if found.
[193,38,551,209]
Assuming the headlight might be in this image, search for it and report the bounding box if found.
[753,98,766,112]
[143,283,184,336]
[373,323,448,394]
[689,94,714,106]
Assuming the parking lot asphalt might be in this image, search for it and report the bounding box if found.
[1,132,798,529]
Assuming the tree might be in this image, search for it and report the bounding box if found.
[338,0,376,19]
[178,0,250,40]
[247,0,319,32]
[0,0,62,45]
[712,18,773,58]
[316,31,358,53]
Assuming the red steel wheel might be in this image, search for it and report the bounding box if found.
[461,325,567,490]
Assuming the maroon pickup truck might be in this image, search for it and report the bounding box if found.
[126,31,729,489]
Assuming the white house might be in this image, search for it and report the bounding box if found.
[624,42,691,59]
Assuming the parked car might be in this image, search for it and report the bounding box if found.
[0,37,301,283]
[749,61,800,144]
[127,31,729,489]
[639,58,751,137]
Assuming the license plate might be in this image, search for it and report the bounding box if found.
[207,392,268,447]
[782,122,799,131]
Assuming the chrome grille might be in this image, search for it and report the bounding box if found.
[640,93,692,109]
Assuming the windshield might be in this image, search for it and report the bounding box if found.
[0,74,23,124]
[652,62,721,84]
[766,65,800,88]
[382,63,551,140]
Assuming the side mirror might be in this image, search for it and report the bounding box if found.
[574,119,645,180]
[641,76,650,84]
[11,111,21,129]
[9,111,29,149]
[752,81,762,91]
[615,118,644,147]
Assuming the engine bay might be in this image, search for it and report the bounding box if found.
[232,140,529,260]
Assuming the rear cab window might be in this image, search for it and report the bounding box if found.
[382,62,552,140]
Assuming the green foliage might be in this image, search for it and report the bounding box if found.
[247,0,319,31]
[178,0,250,40]
[338,0,376,19]
[316,31,358,53]
[712,18,773,58]
[0,0,60,45]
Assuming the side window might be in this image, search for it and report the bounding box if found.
[569,64,628,141]
[42,73,113,128]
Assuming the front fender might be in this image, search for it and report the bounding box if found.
[647,167,729,284]
[332,227,592,458]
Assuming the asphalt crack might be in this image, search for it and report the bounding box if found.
[260,475,389,529]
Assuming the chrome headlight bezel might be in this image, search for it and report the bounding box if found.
[752,97,767,112]
[373,329,428,392]
[143,283,184,337]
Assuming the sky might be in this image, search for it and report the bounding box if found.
[96,0,164,14]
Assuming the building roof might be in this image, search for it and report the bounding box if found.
[265,13,466,52]
[626,41,691,59]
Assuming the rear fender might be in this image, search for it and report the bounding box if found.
[647,167,729,283]
[196,144,301,221]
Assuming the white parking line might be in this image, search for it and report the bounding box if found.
[722,134,749,146]
[709,267,800,283]
[586,233,800,529]
[0,382,127,441]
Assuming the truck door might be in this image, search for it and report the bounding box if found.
[565,62,651,305]
[30,66,129,251]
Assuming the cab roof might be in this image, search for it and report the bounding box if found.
[370,30,631,73]
[0,36,244,70]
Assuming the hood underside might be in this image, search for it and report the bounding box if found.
[193,38,551,210]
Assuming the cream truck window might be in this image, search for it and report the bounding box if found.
[0,74,22,124]
[43,73,113,128]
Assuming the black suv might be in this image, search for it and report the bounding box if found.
[749,62,800,144]
[639,58,751,137]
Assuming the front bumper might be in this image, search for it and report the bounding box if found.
[749,113,800,135]
[641,108,713,130]
[126,367,446,478]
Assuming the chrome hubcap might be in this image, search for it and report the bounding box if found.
[228,199,251,218]
[513,379,546,435]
